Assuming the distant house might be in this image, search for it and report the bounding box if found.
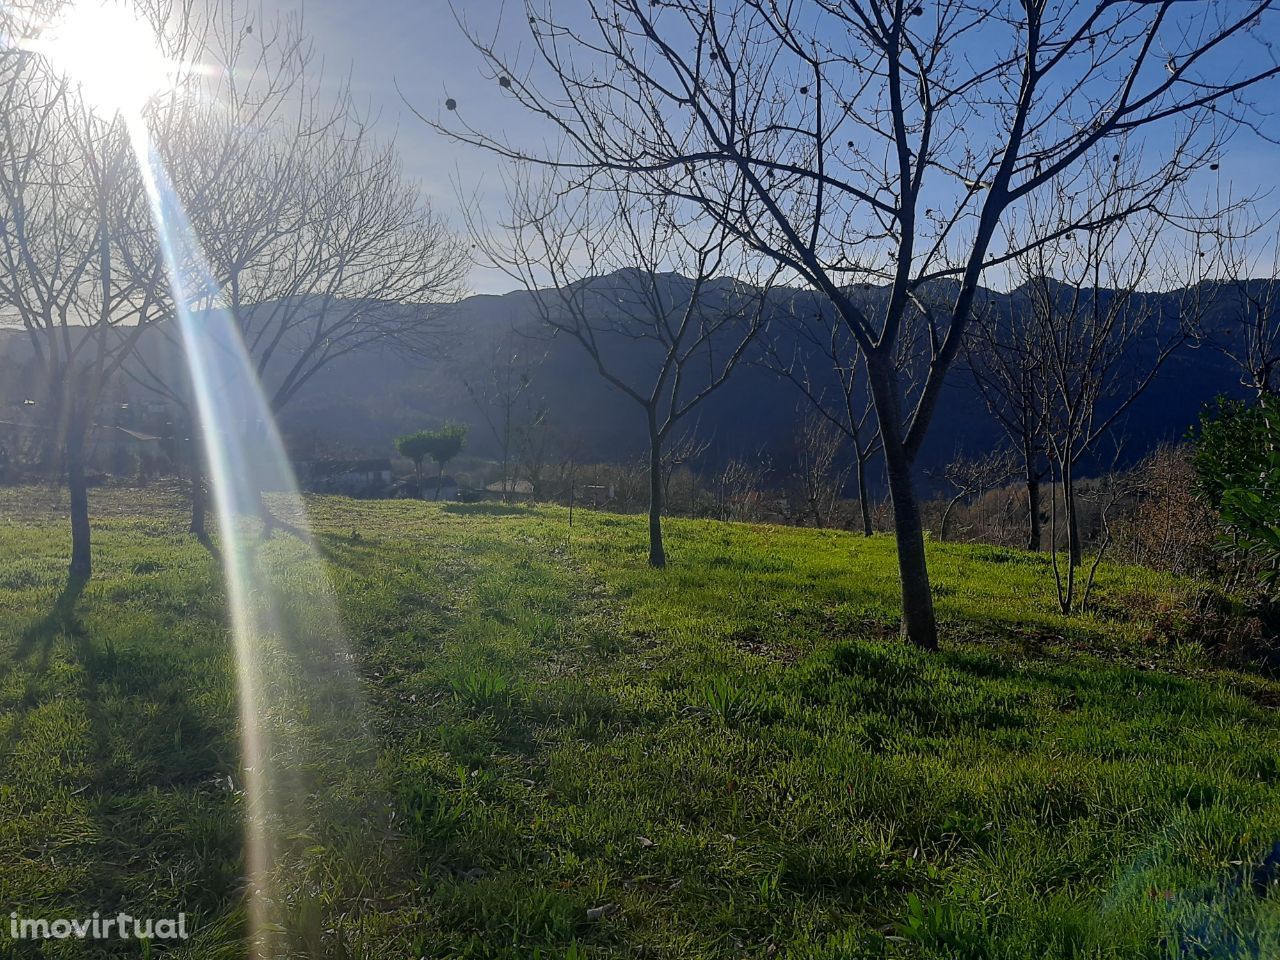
[93,425,165,478]
[482,478,535,499]
[0,419,165,479]
[580,483,615,507]
[296,458,393,496]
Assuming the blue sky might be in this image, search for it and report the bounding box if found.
[275,0,546,293]
[282,0,1280,296]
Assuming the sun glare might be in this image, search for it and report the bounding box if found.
[26,1,174,115]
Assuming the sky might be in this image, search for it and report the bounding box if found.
[272,0,547,294]
[272,0,1280,297]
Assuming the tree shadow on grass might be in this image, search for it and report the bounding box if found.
[7,569,242,939]
[9,572,220,779]
[14,572,89,673]
[193,527,222,563]
[0,575,89,765]
[313,535,382,574]
[259,511,308,542]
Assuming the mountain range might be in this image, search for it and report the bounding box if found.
[0,273,1264,494]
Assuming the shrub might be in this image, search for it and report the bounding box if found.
[1111,445,1219,578]
[1193,396,1280,591]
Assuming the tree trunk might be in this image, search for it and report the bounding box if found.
[1063,461,1081,568]
[501,417,511,503]
[1025,473,1041,553]
[807,490,823,528]
[867,357,937,650]
[66,419,92,580]
[940,496,961,542]
[190,448,208,542]
[647,421,666,568]
[435,463,445,501]
[254,487,277,538]
[855,452,873,537]
[1050,458,1077,614]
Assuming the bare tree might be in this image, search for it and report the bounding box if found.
[1018,184,1207,574]
[760,294,923,535]
[934,447,1018,542]
[0,0,172,577]
[661,425,711,516]
[126,353,212,539]
[219,119,466,413]
[135,40,467,420]
[1212,224,1280,398]
[435,0,1279,647]
[1050,460,1132,614]
[713,451,772,523]
[118,7,316,542]
[473,175,776,567]
[965,296,1049,551]
[464,327,546,500]
[789,410,853,529]
[124,12,467,534]
[127,4,469,417]
[514,402,557,500]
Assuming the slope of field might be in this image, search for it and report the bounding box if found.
[1,486,1279,958]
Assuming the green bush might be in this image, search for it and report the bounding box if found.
[1193,396,1280,590]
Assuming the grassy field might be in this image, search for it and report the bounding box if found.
[2,485,1279,958]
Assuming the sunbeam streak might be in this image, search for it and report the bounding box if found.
[128,114,379,960]
[129,115,279,954]
[21,4,392,954]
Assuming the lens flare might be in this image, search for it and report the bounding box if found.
[22,1,178,114]
[24,4,385,953]
[128,115,385,955]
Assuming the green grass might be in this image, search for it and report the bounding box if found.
[2,485,1279,958]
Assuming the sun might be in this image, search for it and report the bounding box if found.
[24,1,176,115]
